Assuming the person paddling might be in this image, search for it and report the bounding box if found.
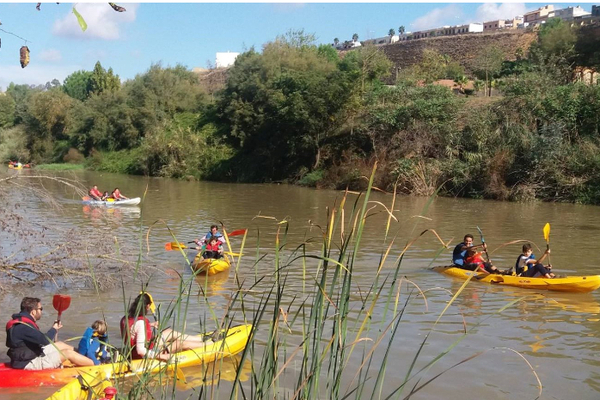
[515,243,555,278]
[195,225,226,247]
[89,185,103,201]
[5,297,95,370]
[111,188,128,200]
[452,234,487,270]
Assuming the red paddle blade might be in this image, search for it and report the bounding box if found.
[228,229,247,237]
[82,196,91,201]
[53,294,71,317]
[165,242,173,251]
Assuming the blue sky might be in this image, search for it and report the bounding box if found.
[0,2,592,90]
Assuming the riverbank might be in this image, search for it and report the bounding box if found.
[35,163,85,171]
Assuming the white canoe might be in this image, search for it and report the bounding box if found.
[82,197,141,206]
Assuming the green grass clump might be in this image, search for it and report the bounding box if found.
[35,163,86,171]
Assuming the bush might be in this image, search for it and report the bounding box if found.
[63,148,85,164]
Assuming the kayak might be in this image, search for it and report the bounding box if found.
[46,370,114,400]
[82,197,141,206]
[0,323,252,388]
[433,266,600,293]
[192,254,231,276]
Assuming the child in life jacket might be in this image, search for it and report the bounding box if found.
[78,320,111,365]
[203,235,224,259]
[464,248,503,274]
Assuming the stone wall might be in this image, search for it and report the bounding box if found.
[366,30,539,83]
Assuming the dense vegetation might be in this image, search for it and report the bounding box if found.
[1,21,600,203]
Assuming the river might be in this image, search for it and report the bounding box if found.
[1,168,599,400]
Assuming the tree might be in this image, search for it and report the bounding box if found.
[340,45,392,94]
[528,18,577,83]
[388,28,395,37]
[472,45,505,96]
[63,70,93,101]
[454,75,469,94]
[216,32,357,181]
[399,25,405,35]
[334,37,339,47]
[89,61,121,96]
[352,33,359,42]
[0,95,16,128]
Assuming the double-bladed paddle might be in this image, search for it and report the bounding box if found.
[164,229,247,251]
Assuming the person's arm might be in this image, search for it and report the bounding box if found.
[537,249,550,264]
[16,323,56,347]
[133,319,150,357]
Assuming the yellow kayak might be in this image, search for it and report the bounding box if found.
[46,370,114,400]
[192,254,231,276]
[433,266,600,293]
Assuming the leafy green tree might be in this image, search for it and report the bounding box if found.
[352,33,359,42]
[0,95,16,128]
[216,32,357,180]
[339,45,392,94]
[89,61,121,95]
[63,70,93,101]
[388,28,395,37]
[334,37,339,46]
[124,63,206,136]
[472,45,505,96]
[399,25,405,35]
[6,83,40,125]
[26,90,74,162]
[528,18,577,83]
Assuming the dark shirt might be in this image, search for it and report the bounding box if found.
[6,311,57,369]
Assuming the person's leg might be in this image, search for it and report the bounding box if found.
[160,328,207,353]
[54,342,96,366]
[483,262,500,273]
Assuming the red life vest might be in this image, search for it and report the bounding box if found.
[89,187,102,198]
[6,315,39,331]
[205,242,221,252]
[120,316,154,359]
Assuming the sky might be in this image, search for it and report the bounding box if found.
[0,2,594,90]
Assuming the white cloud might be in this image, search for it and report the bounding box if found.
[410,4,464,31]
[39,49,62,62]
[475,3,527,22]
[0,64,84,91]
[52,3,138,40]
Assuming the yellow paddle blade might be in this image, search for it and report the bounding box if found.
[543,223,551,242]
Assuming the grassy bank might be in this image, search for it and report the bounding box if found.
[35,163,85,171]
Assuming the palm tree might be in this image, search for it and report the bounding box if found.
[399,25,405,35]
[352,33,359,42]
[334,38,339,46]
[454,75,469,94]
[388,28,395,37]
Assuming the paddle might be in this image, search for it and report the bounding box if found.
[164,241,196,251]
[52,294,71,340]
[543,222,551,266]
[475,226,492,277]
[164,229,247,251]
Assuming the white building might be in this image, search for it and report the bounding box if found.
[554,6,591,20]
[215,52,239,68]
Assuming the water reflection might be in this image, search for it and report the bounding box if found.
[82,205,141,225]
